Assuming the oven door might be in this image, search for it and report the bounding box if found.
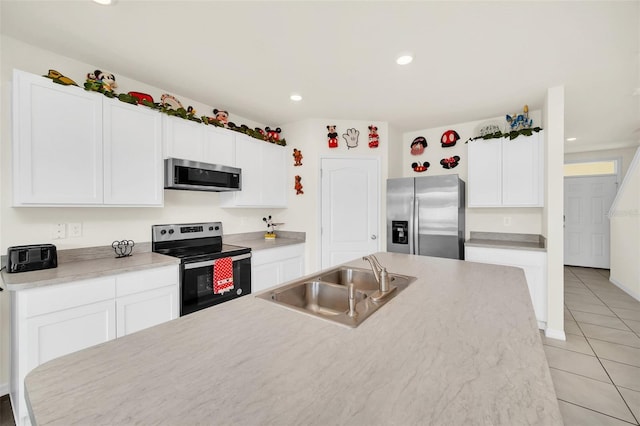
[181,253,251,316]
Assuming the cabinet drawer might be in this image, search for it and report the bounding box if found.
[116,265,178,297]
[25,277,116,318]
[252,244,305,266]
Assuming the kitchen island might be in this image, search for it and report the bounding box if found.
[24,252,562,425]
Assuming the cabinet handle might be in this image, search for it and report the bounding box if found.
[371,235,377,240]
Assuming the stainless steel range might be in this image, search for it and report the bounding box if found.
[152,222,251,316]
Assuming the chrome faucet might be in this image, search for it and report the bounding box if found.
[362,254,396,302]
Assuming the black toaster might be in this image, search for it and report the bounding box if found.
[7,244,58,273]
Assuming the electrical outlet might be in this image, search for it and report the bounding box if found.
[503,216,512,227]
[51,223,66,239]
[68,222,82,238]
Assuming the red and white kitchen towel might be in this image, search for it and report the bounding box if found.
[213,257,234,295]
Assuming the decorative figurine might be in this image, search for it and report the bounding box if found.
[265,127,282,143]
[506,105,533,130]
[86,69,118,93]
[327,125,338,148]
[263,215,284,239]
[441,130,460,147]
[294,175,304,195]
[410,136,427,155]
[112,240,135,258]
[368,125,379,148]
[213,109,229,127]
[43,69,78,86]
[411,162,430,173]
[293,148,303,166]
[440,156,461,169]
[342,128,359,149]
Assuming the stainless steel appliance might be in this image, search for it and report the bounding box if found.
[7,244,57,273]
[387,174,465,260]
[164,158,241,192]
[152,222,251,316]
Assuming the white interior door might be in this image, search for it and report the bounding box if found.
[564,175,617,268]
[321,158,379,269]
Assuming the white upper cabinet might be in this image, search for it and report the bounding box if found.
[103,98,163,206]
[467,132,544,208]
[220,135,287,208]
[163,115,235,166]
[12,69,164,207]
[13,69,103,205]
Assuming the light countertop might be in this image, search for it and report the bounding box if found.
[465,231,547,252]
[24,252,561,425]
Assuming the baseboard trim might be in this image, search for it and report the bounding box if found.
[545,327,566,341]
[0,382,8,397]
[610,278,640,302]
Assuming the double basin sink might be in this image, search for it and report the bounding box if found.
[256,266,416,328]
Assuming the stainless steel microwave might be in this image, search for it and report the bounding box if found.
[164,158,241,192]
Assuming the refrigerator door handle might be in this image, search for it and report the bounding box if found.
[414,197,420,254]
[409,196,415,255]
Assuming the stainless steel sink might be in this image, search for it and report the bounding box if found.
[257,266,416,328]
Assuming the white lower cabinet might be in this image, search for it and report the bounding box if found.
[10,265,178,426]
[252,244,305,293]
[465,246,547,329]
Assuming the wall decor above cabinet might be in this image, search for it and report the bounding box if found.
[12,69,163,207]
[410,136,427,155]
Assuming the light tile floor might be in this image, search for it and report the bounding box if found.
[541,266,640,425]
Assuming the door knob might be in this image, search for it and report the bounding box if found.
[371,235,377,240]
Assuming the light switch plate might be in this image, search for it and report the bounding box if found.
[68,222,82,238]
[51,223,66,239]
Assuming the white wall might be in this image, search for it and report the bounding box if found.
[609,148,640,300]
[543,86,566,340]
[403,111,544,239]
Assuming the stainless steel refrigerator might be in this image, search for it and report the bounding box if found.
[387,174,465,260]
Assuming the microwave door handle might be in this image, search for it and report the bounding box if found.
[183,253,251,270]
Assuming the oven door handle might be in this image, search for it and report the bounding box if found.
[183,253,251,270]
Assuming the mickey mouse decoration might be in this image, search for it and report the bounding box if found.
[327,125,338,148]
[293,148,303,166]
[342,128,359,149]
[410,136,427,155]
[441,130,460,147]
[368,125,379,148]
[440,156,461,169]
[86,69,118,93]
[213,109,229,127]
[265,127,282,143]
[411,162,430,173]
[294,175,304,195]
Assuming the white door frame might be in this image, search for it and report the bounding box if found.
[317,155,381,270]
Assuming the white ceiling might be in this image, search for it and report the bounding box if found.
[1,1,639,153]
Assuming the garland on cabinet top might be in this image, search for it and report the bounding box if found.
[43,68,286,146]
[466,105,543,143]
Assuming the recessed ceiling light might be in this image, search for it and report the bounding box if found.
[93,0,114,5]
[396,54,413,65]
[290,94,302,102]
[566,137,577,141]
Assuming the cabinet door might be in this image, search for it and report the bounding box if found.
[252,263,281,293]
[116,286,178,337]
[232,135,263,206]
[281,256,304,284]
[502,133,543,207]
[203,126,235,166]
[103,99,163,206]
[261,142,288,207]
[13,70,103,205]
[467,139,502,207]
[162,115,205,161]
[26,300,116,370]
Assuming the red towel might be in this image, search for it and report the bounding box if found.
[213,257,234,295]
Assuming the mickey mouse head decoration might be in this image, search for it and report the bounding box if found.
[441,130,460,147]
[327,125,338,148]
[410,136,427,155]
[411,162,430,173]
[213,109,229,126]
[265,127,282,143]
[440,156,461,169]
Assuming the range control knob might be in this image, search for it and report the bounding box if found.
[209,226,214,231]
[160,230,167,235]
[168,229,175,235]
[215,226,220,231]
